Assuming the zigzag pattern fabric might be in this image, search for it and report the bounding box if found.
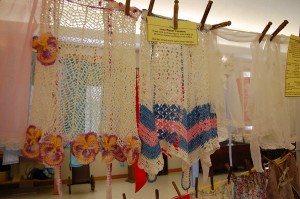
[138,11,222,189]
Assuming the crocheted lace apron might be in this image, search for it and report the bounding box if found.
[138,11,220,190]
[28,0,141,167]
[27,1,140,198]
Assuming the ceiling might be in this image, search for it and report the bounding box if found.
[120,0,300,37]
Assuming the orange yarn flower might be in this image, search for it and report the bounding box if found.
[122,136,141,165]
[40,135,64,167]
[101,134,126,163]
[71,132,100,164]
[32,32,58,66]
[21,125,42,160]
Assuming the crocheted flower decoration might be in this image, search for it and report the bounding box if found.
[114,144,127,162]
[71,132,100,164]
[101,134,126,163]
[21,125,42,160]
[32,32,58,66]
[122,136,141,165]
[40,135,64,167]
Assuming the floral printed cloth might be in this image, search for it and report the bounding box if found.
[195,180,234,199]
[232,171,267,199]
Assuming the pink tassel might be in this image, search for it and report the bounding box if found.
[54,166,62,197]
[106,163,112,199]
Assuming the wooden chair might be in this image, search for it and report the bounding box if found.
[67,164,95,194]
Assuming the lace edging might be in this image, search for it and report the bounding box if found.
[0,138,23,150]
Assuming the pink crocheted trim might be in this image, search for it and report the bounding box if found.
[155,117,217,142]
[138,124,159,146]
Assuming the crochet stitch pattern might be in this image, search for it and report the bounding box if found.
[138,11,221,189]
[28,0,141,168]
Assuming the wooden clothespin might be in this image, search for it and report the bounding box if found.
[210,21,231,30]
[155,189,159,199]
[125,0,130,16]
[209,167,214,191]
[259,22,272,43]
[122,193,127,199]
[200,0,213,31]
[173,0,179,29]
[270,20,289,41]
[172,181,182,198]
[148,0,155,16]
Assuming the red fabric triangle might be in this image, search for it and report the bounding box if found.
[134,68,147,193]
[134,160,146,192]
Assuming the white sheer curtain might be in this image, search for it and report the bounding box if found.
[0,0,39,150]
[214,28,300,172]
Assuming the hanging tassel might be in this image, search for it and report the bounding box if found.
[106,163,113,199]
[53,166,62,197]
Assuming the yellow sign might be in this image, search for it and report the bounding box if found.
[285,35,300,96]
[147,16,198,45]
